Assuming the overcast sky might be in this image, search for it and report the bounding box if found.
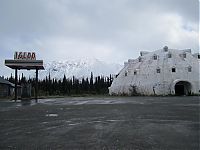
[0,0,199,77]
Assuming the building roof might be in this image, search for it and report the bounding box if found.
[0,77,14,87]
[5,60,44,70]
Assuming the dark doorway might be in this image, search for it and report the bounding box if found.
[175,81,191,96]
[175,84,184,95]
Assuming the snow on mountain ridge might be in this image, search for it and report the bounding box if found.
[39,58,122,79]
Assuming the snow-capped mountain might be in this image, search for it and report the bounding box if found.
[39,58,122,79]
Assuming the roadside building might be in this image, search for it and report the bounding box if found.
[0,76,14,98]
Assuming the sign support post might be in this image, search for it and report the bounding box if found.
[15,68,18,102]
[35,68,38,102]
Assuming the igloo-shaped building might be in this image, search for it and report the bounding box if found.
[109,46,200,96]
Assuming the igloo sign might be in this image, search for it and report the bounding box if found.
[14,52,36,60]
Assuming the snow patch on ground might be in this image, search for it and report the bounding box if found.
[45,114,58,117]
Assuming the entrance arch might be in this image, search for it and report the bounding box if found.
[175,81,192,95]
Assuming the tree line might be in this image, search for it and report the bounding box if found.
[7,72,114,96]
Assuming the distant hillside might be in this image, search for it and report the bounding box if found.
[39,58,122,79]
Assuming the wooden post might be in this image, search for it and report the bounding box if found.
[35,68,38,102]
[15,68,18,102]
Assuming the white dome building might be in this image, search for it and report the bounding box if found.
[109,47,200,96]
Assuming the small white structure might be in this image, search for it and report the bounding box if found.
[109,47,200,96]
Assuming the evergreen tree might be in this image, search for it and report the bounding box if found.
[16,73,114,96]
[8,73,15,83]
[90,72,94,91]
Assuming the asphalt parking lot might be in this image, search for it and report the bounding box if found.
[0,96,199,150]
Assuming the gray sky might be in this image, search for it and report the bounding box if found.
[0,0,199,77]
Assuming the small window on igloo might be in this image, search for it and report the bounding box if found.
[153,54,157,60]
[156,68,161,73]
[138,57,142,62]
[198,54,200,59]
[188,66,192,72]
[172,67,176,72]
[125,71,127,76]
[163,46,168,52]
[183,53,186,58]
[168,53,172,58]
[134,70,137,75]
